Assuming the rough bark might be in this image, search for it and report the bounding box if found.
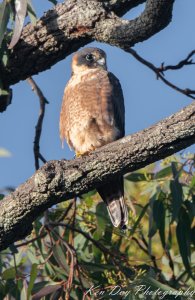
[0,0,174,86]
[0,101,195,251]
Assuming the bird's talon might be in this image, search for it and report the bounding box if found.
[76,152,83,157]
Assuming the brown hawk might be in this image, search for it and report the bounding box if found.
[60,47,128,228]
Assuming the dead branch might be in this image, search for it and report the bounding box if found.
[27,77,48,169]
[158,50,195,73]
[124,48,195,100]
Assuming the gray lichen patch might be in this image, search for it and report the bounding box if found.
[66,168,84,185]
[34,171,48,191]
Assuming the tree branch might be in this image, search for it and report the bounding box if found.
[104,0,146,17]
[27,77,48,169]
[0,101,195,251]
[95,0,174,46]
[0,0,174,86]
[124,48,195,100]
[158,50,195,73]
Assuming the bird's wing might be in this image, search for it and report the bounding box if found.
[59,83,72,149]
[107,72,125,138]
[97,72,127,228]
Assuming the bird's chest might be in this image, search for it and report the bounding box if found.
[68,72,113,124]
[65,71,118,152]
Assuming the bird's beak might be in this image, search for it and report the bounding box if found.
[97,57,106,66]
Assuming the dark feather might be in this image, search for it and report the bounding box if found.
[97,72,127,228]
[108,72,125,137]
[97,177,128,228]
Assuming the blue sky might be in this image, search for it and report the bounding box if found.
[1,0,195,189]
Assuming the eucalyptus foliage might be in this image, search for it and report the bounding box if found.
[0,155,194,299]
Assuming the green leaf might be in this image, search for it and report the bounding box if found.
[125,173,149,182]
[0,194,4,201]
[0,87,12,112]
[27,264,38,300]
[32,218,45,255]
[27,0,37,25]
[51,265,68,280]
[184,200,195,224]
[170,179,183,222]
[92,244,102,263]
[52,243,69,273]
[2,52,8,66]
[48,0,58,5]
[32,284,62,300]
[141,275,178,293]
[44,262,56,278]
[176,208,192,277]
[130,203,149,236]
[74,233,87,252]
[81,190,96,199]
[155,166,172,179]
[171,161,179,178]
[27,247,42,265]
[9,0,28,49]
[167,225,172,249]
[20,281,28,300]
[0,88,9,96]
[153,199,165,247]
[0,1,10,47]
[9,244,18,254]
[0,39,9,67]
[80,262,116,272]
[96,202,108,234]
[2,267,16,280]
[31,281,50,294]
[190,227,195,247]
[190,174,195,189]
[148,221,157,238]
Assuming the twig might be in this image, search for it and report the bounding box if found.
[165,247,176,282]
[27,77,48,170]
[15,232,47,247]
[132,236,158,269]
[124,48,195,100]
[45,222,91,298]
[50,229,76,297]
[50,222,123,259]
[38,153,47,164]
[176,264,195,283]
[158,50,195,73]
[27,77,49,226]
[56,200,76,223]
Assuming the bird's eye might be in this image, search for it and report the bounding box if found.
[85,54,94,61]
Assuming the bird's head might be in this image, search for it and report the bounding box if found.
[71,47,107,74]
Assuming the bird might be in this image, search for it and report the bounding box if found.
[60,47,128,228]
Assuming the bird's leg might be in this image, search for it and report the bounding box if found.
[75,151,85,157]
[75,145,96,158]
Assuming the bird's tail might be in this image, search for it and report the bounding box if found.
[97,177,128,228]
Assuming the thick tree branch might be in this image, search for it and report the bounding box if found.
[95,0,174,46]
[104,0,146,17]
[0,101,195,251]
[0,0,174,86]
